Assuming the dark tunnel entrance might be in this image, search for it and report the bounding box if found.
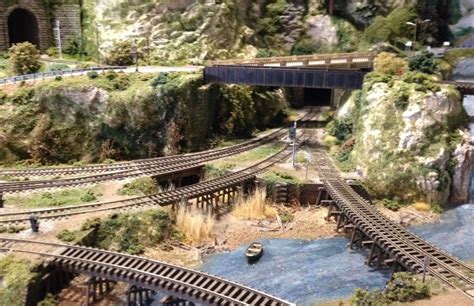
[303,88,332,106]
[8,8,40,47]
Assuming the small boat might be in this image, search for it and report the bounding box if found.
[245,242,263,263]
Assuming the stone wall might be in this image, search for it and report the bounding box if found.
[53,4,82,50]
[0,0,81,52]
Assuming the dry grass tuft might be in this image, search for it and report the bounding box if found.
[232,189,277,220]
[412,201,430,212]
[175,206,215,243]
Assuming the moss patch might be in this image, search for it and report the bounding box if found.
[5,187,101,208]
[0,256,38,306]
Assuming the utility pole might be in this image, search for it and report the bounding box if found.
[95,23,100,64]
[132,39,139,72]
[54,20,62,59]
[291,121,297,168]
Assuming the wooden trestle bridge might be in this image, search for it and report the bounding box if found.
[313,149,474,299]
[0,237,295,306]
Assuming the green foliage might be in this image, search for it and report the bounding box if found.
[49,63,70,71]
[409,51,438,74]
[278,210,294,223]
[256,49,279,58]
[218,86,256,138]
[380,198,404,211]
[326,118,353,142]
[46,47,58,57]
[105,41,134,66]
[87,71,99,79]
[391,83,411,110]
[352,272,431,305]
[150,72,169,88]
[56,229,77,242]
[430,202,444,214]
[78,209,176,254]
[263,171,301,184]
[402,71,440,92]
[119,177,158,196]
[257,0,289,36]
[6,188,101,208]
[363,8,418,46]
[205,163,235,179]
[63,36,82,56]
[54,76,63,81]
[0,256,37,306]
[374,52,408,76]
[8,42,41,75]
[364,72,393,89]
[291,39,320,56]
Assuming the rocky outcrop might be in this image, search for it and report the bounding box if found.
[305,15,338,46]
[451,129,474,203]
[453,58,474,80]
[349,75,466,205]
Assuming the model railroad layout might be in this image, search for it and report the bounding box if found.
[313,150,474,298]
[0,238,294,306]
[0,108,321,195]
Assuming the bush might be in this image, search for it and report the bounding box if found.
[374,52,408,76]
[351,272,431,305]
[87,71,99,79]
[150,72,168,88]
[54,76,62,81]
[105,41,135,66]
[63,36,82,55]
[409,51,438,74]
[380,198,404,211]
[326,118,353,142]
[56,229,76,242]
[8,42,41,75]
[119,177,159,196]
[256,49,279,58]
[291,39,320,55]
[49,63,69,71]
[46,47,58,57]
[363,8,418,46]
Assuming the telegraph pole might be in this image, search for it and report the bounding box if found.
[54,20,62,59]
[291,121,297,168]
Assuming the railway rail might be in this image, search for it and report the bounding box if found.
[0,108,320,195]
[313,150,474,297]
[0,238,294,305]
[0,111,320,226]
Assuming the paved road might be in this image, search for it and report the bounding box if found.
[0,65,203,87]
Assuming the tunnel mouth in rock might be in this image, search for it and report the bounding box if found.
[303,88,332,106]
[8,8,40,48]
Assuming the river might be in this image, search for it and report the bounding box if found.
[200,203,474,305]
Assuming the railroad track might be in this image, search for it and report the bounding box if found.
[0,108,320,194]
[0,107,320,179]
[0,237,294,305]
[0,135,306,226]
[313,150,474,297]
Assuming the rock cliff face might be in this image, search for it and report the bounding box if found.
[0,73,288,165]
[338,73,472,204]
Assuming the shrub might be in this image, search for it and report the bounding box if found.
[54,76,62,81]
[374,52,408,76]
[363,8,418,46]
[256,49,279,58]
[8,42,41,74]
[46,47,58,57]
[380,198,404,211]
[326,118,353,142]
[63,36,82,55]
[291,39,321,55]
[119,177,159,196]
[409,51,438,74]
[392,83,411,110]
[351,272,431,305]
[49,63,69,71]
[87,71,99,79]
[150,72,168,88]
[56,229,76,242]
[105,41,135,66]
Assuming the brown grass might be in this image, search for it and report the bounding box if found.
[232,189,277,220]
[175,206,215,243]
[412,201,430,212]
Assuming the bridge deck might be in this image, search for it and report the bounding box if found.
[0,238,294,305]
